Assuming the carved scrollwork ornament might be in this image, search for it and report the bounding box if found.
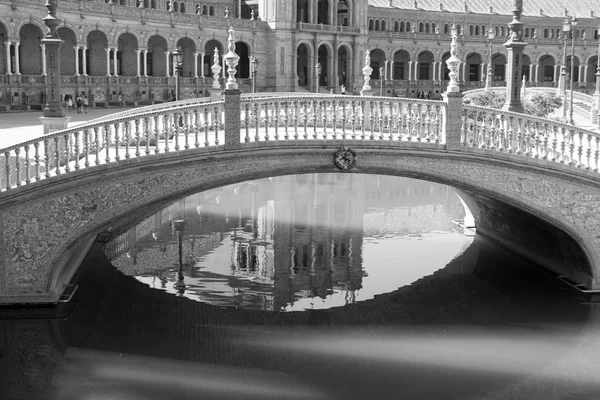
[334,147,357,170]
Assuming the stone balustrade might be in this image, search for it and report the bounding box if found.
[463,104,600,170]
[4,93,600,195]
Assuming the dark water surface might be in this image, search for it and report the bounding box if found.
[1,174,599,400]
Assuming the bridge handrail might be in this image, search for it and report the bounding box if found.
[0,100,226,154]
[463,104,600,169]
[87,97,213,123]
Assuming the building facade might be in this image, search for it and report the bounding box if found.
[0,0,599,109]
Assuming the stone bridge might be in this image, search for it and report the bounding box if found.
[1,92,600,304]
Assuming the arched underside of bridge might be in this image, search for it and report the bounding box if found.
[1,144,600,304]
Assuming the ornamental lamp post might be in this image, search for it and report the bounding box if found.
[172,46,183,101]
[485,27,495,91]
[251,56,258,93]
[379,66,384,96]
[315,62,322,93]
[568,16,578,125]
[558,17,570,98]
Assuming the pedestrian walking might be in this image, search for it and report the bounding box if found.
[83,95,89,113]
[76,95,83,113]
[66,94,73,111]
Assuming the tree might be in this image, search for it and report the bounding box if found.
[465,90,562,119]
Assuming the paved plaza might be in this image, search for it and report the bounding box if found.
[0,107,135,148]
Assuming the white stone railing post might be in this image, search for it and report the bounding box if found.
[443,24,463,150]
[223,27,240,150]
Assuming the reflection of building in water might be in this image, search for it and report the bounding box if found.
[105,173,467,311]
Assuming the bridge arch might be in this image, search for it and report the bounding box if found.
[1,145,599,304]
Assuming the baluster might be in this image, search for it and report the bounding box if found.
[4,151,10,189]
[550,125,557,162]
[332,99,338,140]
[213,105,220,145]
[111,122,119,161]
[34,142,41,181]
[274,101,280,141]
[312,100,318,140]
[392,102,400,141]
[143,117,150,155]
[514,118,523,155]
[586,134,592,170]
[577,132,584,168]
[568,129,575,166]
[183,111,190,150]
[74,131,81,169]
[540,124,549,160]
[244,103,251,142]
[254,102,260,142]
[302,101,309,140]
[13,148,21,186]
[378,100,384,140]
[495,114,504,151]
[24,145,31,184]
[194,109,201,148]
[44,138,51,178]
[294,100,299,140]
[134,119,141,158]
[595,136,600,172]
[360,100,366,140]
[93,127,100,165]
[559,127,567,163]
[283,101,290,140]
[434,104,441,144]
[153,115,160,154]
[204,107,211,146]
[123,122,130,159]
[174,112,181,151]
[261,101,269,141]
[62,133,70,173]
[425,104,433,142]
[341,100,347,140]
[322,100,328,140]
[351,100,357,140]
[55,136,62,174]
[164,114,171,153]
[533,122,541,158]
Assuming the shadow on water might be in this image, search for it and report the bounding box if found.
[1,174,600,400]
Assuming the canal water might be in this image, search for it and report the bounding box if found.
[1,173,599,400]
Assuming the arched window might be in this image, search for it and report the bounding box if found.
[209,5,214,16]
[195,4,200,14]
[406,22,411,32]
[444,23,449,34]
[173,2,179,12]
[369,19,373,30]
[375,20,380,31]
[456,24,461,35]
[180,2,185,12]
[524,28,529,37]
[202,4,207,14]
[432,23,436,33]
[531,28,536,38]
[581,29,586,39]
[494,26,499,36]
[394,21,399,32]
[419,22,424,32]
[400,21,405,32]
[475,25,479,35]
[425,23,430,33]
[469,25,474,35]
[381,20,386,31]
[543,28,548,38]
[481,25,486,36]
[501,27,505,36]
[151,0,156,9]
[166,0,171,11]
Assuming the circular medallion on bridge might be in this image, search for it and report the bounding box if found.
[334,147,357,170]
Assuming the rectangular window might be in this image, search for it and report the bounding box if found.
[494,65,505,81]
[418,63,430,80]
[393,63,404,80]
[468,64,479,81]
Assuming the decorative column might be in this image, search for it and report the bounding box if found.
[200,52,205,77]
[554,64,560,82]
[14,42,21,75]
[528,64,534,82]
[112,48,118,77]
[480,63,486,82]
[414,61,419,80]
[40,44,47,76]
[438,61,443,82]
[82,46,87,76]
[408,61,413,81]
[193,52,198,78]
[105,48,111,76]
[389,61,395,80]
[580,65,586,84]
[143,50,148,77]
[223,26,241,150]
[502,0,526,113]
[360,49,373,96]
[39,0,70,133]
[443,24,463,150]
[4,42,11,75]
[534,63,540,82]
[74,45,80,76]
[135,49,141,77]
[165,51,171,77]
